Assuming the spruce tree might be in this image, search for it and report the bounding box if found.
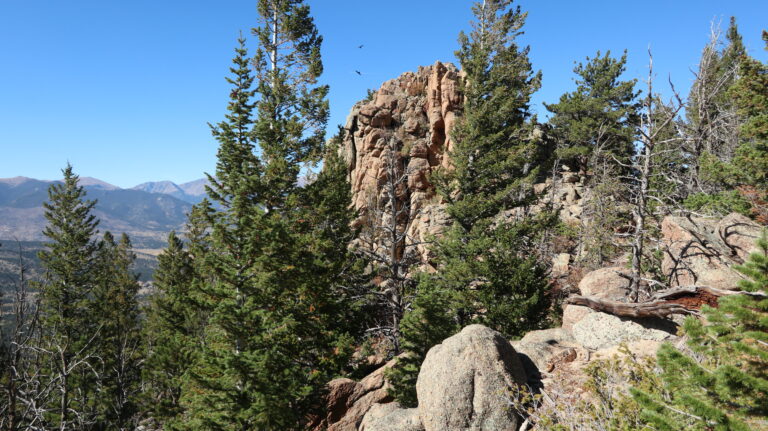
[389,0,552,405]
[36,164,101,429]
[435,0,544,231]
[730,30,768,190]
[545,50,639,172]
[143,231,200,428]
[631,231,768,430]
[92,232,142,429]
[184,3,354,428]
[432,0,551,338]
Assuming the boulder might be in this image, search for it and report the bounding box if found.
[578,266,632,301]
[592,339,664,361]
[551,253,571,278]
[416,325,526,431]
[511,328,584,378]
[716,213,763,261]
[360,403,423,431]
[561,304,593,331]
[314,359,396,431]
[662,214,760,290]
[571,311,677,350]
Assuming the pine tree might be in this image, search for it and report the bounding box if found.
[252,0,328,211]
[92,232,143,429]
[184,3,354,428]
[36,164,102,429]
[545,50,639,268]
[631,231,768,430]
[389,0,552,405]
[545,50,639,172]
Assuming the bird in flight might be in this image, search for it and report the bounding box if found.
[355,70,362,76]
[357,44,364,48]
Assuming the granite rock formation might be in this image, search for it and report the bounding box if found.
[339,61,461,266]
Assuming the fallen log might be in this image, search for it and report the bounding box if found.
[565,285,766,319]
[565,295,698,318]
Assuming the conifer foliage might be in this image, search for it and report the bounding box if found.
[143,231,200,428]
[178,2,358,429]
[92,232,143,429]
[37,164,103,429]
[29,165,144,429]
[631,231,768,430]
[389,0,553,406]
[545,50,639,171]
[435,0,551,336]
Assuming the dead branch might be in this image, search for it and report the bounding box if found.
[565,285,765,319]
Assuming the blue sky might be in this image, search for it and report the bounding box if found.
[1,0,766,188]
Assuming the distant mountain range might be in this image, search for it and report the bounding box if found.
[131,178,209,204]
[0,176,210,248]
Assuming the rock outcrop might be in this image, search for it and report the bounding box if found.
[340,61,461,266]
[359,403,423,431]
[662,213,762,290]
[577,266,632,301]
[571,312,677,350]
[313,360,395,431]
[530,166,590,225]
[416,325,527,431]
[511,328,585,380]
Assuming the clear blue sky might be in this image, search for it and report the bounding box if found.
[1,0,766,188]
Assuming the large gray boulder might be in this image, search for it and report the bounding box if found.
[359,402,423,431]
[571,311,676,350]
[416,325,527,431]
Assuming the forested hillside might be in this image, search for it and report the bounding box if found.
[1,1,766,430]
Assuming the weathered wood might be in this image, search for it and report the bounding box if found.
[565,296,696,318]
[565,285,767,319]
[650,285,767,299]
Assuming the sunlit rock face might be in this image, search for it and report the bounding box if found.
[340,61,462,267]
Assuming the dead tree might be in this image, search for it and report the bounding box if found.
[566,285,766,319]
[616,50,685,301]
[685,23,743,195]
[356,138,424,354]
[0,241,49,430]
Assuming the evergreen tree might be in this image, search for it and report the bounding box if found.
[545,50,639,172]
[687,18,747,197]
[730,30,768,189]
[693,28,768,221]
[36,164,101,429]
[432,0,551,338]
[385,278,457,407]
[184,3,354,428]
[545,50,640,269]
[92,232,143,429]
[631,231,768,430]
[252,0,328,211]
[143,231,200,429]
[435,0,544,231]
[389,0,552,405]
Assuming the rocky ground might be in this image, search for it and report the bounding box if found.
[313,211,762,431]
[320,62,767,430]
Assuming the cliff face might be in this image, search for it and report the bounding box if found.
[340,61,462,265]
